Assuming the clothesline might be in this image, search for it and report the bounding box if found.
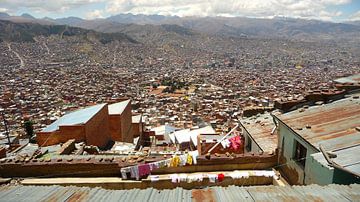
[152,170,276,183]
[120,151,199,180]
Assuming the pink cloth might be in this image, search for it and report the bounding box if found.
[229,136,242,150]
[138,164,151,177]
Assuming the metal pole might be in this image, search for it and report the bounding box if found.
[0,108,11,146]
[208,123,239,154]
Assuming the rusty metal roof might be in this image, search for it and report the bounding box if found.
[240,113,278,153]
[0,184,359,201]
[275,94,360,151]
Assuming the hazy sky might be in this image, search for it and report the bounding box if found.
[0,0,359,22]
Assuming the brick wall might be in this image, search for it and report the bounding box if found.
[37,105,110,149]
[37,130,62,146]
[131,122,142,138]
[109,102,133,143]
[109,115,122,141]
[85,105,111,149]
[120,102,133,143]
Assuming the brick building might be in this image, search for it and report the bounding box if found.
[36,103,111,149]
[131,114,143,138]
[108,100,133,143]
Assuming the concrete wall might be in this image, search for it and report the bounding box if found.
[277,122,318,185]
[85,105,111,149]
[305,153,334,185]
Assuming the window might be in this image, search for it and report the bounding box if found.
[293,140,307,168]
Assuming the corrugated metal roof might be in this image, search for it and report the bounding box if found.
[334,74,360,84]
[276,94,360,151]
[41,103,107,132]
[0,184,359,202]
[108,100,130,115]
[241,113,277,153]
[332,144,360,175]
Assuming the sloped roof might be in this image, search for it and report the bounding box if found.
[41,103,107,132]
[275,93,360,151]
[240,113,277,153]
[108,100,131,115]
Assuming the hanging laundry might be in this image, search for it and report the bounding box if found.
[138,164,151,178]
[179,155,187,166]
[252,170,275,177]
[150,175,160,182]
[220,139,231,148]
[170,155,180,167]
[229,171,249,179]
[165,159,172,167]
[207,174,218,183]
[186,153,193,165]
[170,174,180,183]
[120,167,131,179]
[157,160,168,168]
[218,173,225,182]
[179,174,188,182]
[189,151,199,164]
[149,162,159,171]
[229,136,243,151]
[130,165,140,180]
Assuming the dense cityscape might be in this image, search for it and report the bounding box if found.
[0,2,360,201]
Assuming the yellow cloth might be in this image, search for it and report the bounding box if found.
[186,154,193,165]
[170,155,180,167]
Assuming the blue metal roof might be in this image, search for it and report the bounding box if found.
[41,104,107,132]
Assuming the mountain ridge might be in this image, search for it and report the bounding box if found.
[1,12,360,41]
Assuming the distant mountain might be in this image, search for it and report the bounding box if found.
[0,13,55,25]
[0,19,137,43]
[344,21,360,26]
[0,12,10,18]
[21,13,36,19]
[160,16,360,40]
[85,14,360,40]
[107,13,179,25]
[2,13,360,41]
[55,17,86,26]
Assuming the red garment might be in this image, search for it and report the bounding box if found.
[138,164,151,177]
[218,173,225,182]
[229,136,242,150]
